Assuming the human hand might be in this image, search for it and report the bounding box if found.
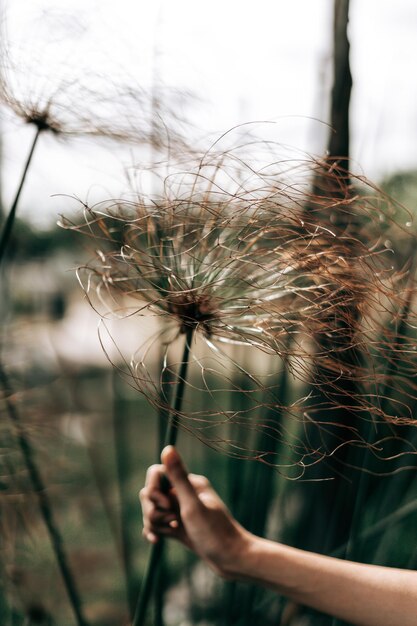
[140,448,417,626]
[139,445,250,578]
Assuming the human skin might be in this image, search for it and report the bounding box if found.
[139,446,417,626]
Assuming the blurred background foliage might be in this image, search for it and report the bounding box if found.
[1,1,417,626]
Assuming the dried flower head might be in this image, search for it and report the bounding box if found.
[64,146,417,475]
[69,200,366,355]
[0,18,190,148]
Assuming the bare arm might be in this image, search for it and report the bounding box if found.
[237,537,417,626]
[140,446,417,626]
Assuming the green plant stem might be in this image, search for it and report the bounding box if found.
[132,327,194,626]
[112,372,138,618]
[0,126,42,267]
[153,351,174,626]
[162,331,193,448]
[0,365,89,626]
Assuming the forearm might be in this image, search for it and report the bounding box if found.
[230,534,417,626]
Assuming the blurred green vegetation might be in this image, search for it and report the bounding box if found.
[381,170,417,210]
[3,217,84,260]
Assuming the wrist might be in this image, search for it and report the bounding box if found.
[226,534,298,594]
[219,528,258,580]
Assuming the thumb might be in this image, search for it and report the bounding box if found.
[161,446,200,508]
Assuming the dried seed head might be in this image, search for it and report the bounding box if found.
[166,292,218,334]
[64,145,417,474]
[22,107,63,134]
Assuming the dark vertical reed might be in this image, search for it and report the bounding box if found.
[296,0,356,568]
[345,269,417,560]
[0,126,42,266]
[0,365,89,626]
[241,361,289,626]
[112,372,139,618]
[133,327,194,626]
[154,352,175,626]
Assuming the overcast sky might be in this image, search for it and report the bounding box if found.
[2,0,417,226]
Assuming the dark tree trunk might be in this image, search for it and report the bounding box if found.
[328,0,352,174]
[294,0,359,578]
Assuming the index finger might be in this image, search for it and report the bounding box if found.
[146,464,165,490]
[145,464,172,510]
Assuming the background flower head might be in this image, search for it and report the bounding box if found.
[0,11,191,148]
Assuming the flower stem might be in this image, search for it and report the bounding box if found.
[163,328,194,448]
[132,327,194,626]
[0,126,42,267]
[0,365,90,626]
